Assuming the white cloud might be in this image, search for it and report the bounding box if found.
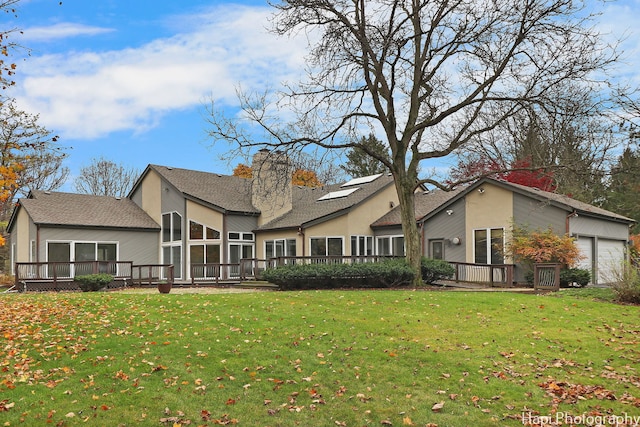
[20,23,114,41]
[14,5,309,139]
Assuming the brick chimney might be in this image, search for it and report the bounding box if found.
[251,149,293,225]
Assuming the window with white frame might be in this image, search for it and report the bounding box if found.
[265,239,296,259]
[162,212,182,242]
[310,237,343,257]
[189,220,220,240]
[350,235,374,256]
[473,228,504,264]
[162,212,183,278]
[376,235,405,256]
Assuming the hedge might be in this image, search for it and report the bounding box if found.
[261,259,415,290]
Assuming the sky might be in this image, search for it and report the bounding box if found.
[5,0,640,192]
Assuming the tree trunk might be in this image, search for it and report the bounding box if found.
[393,172,422,287]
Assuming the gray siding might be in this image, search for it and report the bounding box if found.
[38,227,159,265]
[422,198,466,262]
[512,193,566,233]
[161,179,186,217]
[570,215,629,240]
[373,227,403,237]
[228,214,258,233]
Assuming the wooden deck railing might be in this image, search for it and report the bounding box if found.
[448,262,515,287]
[131,264,174,286]
[533,263,560,292]
[14,261,174,292]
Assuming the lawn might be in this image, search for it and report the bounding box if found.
[0,289,638,427]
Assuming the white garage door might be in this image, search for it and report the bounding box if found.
[597,239,625,285]
[576,237,594,282]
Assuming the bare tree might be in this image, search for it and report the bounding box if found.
[74,157,139,198]
[206,0,620,283]
[0,99,67,219]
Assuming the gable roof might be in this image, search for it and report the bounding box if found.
[257,173,396,231]
[371,177,634,228]
[137,165,260,214]
[484,178,634,223]
[10,190,160,231]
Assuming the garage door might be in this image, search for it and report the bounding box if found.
[597,239,625,285]
[576,237,594,283]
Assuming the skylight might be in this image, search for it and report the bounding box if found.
[341,173,383,187]
[317,187,359,201]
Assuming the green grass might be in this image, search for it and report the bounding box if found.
[1,289,638,426]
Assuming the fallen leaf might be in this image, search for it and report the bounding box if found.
[432,402,445,412]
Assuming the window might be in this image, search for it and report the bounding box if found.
[228,232,254,241]
[430,240,444,260]
[190,244,220,278]
[265,239,296,259]
[474,228,504,264]
[376,236,405,256]
[46,241,117,276]
[350,235,374,256]
[163,212,182,242]
[310,237,343,257]
[163,246,182,279]
[189,220,219,240]
[30,240,36,262]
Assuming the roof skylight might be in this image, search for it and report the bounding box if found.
[341,173,382,187]
[317,187,359,201]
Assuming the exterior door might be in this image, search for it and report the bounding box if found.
[430,240,444,260]
[597,239,625,285]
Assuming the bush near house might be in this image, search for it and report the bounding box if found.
[559,268,591,288]
[75,273,113,292]
[262,259,415,290]
[420,257,455,284]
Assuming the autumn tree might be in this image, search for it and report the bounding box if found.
[206,0,619,284]
[341,134,389,178]
[74,157,139,198]
[0,100,68,219]
[508,226,583,271]
[233,163,323,187]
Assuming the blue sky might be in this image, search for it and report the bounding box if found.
[6,0,640,191]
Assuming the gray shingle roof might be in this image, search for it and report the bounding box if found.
[371,187,465,227]
[149,165,259,214]
[495,179,634,223]
[372,178,634,228]
[20,190,160,229]
[257,173,396,230]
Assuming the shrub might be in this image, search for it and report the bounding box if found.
[75,273,113,292]
[609,264,640,304]
[559,268,591,288]
[421,257,455,284]
[508,225,583,270]
[261,259,415,290]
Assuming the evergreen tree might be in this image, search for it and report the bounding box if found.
[340,134,389,178]
[603,146,640,233]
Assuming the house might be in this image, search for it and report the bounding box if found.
[7,190,160,272]
[8,153,634,286]
[8,151,400,282]
[372,178,635,285]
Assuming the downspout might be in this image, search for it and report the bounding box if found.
[566,210,578,234]
[418,221,425,257]
[298,226,305,256]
